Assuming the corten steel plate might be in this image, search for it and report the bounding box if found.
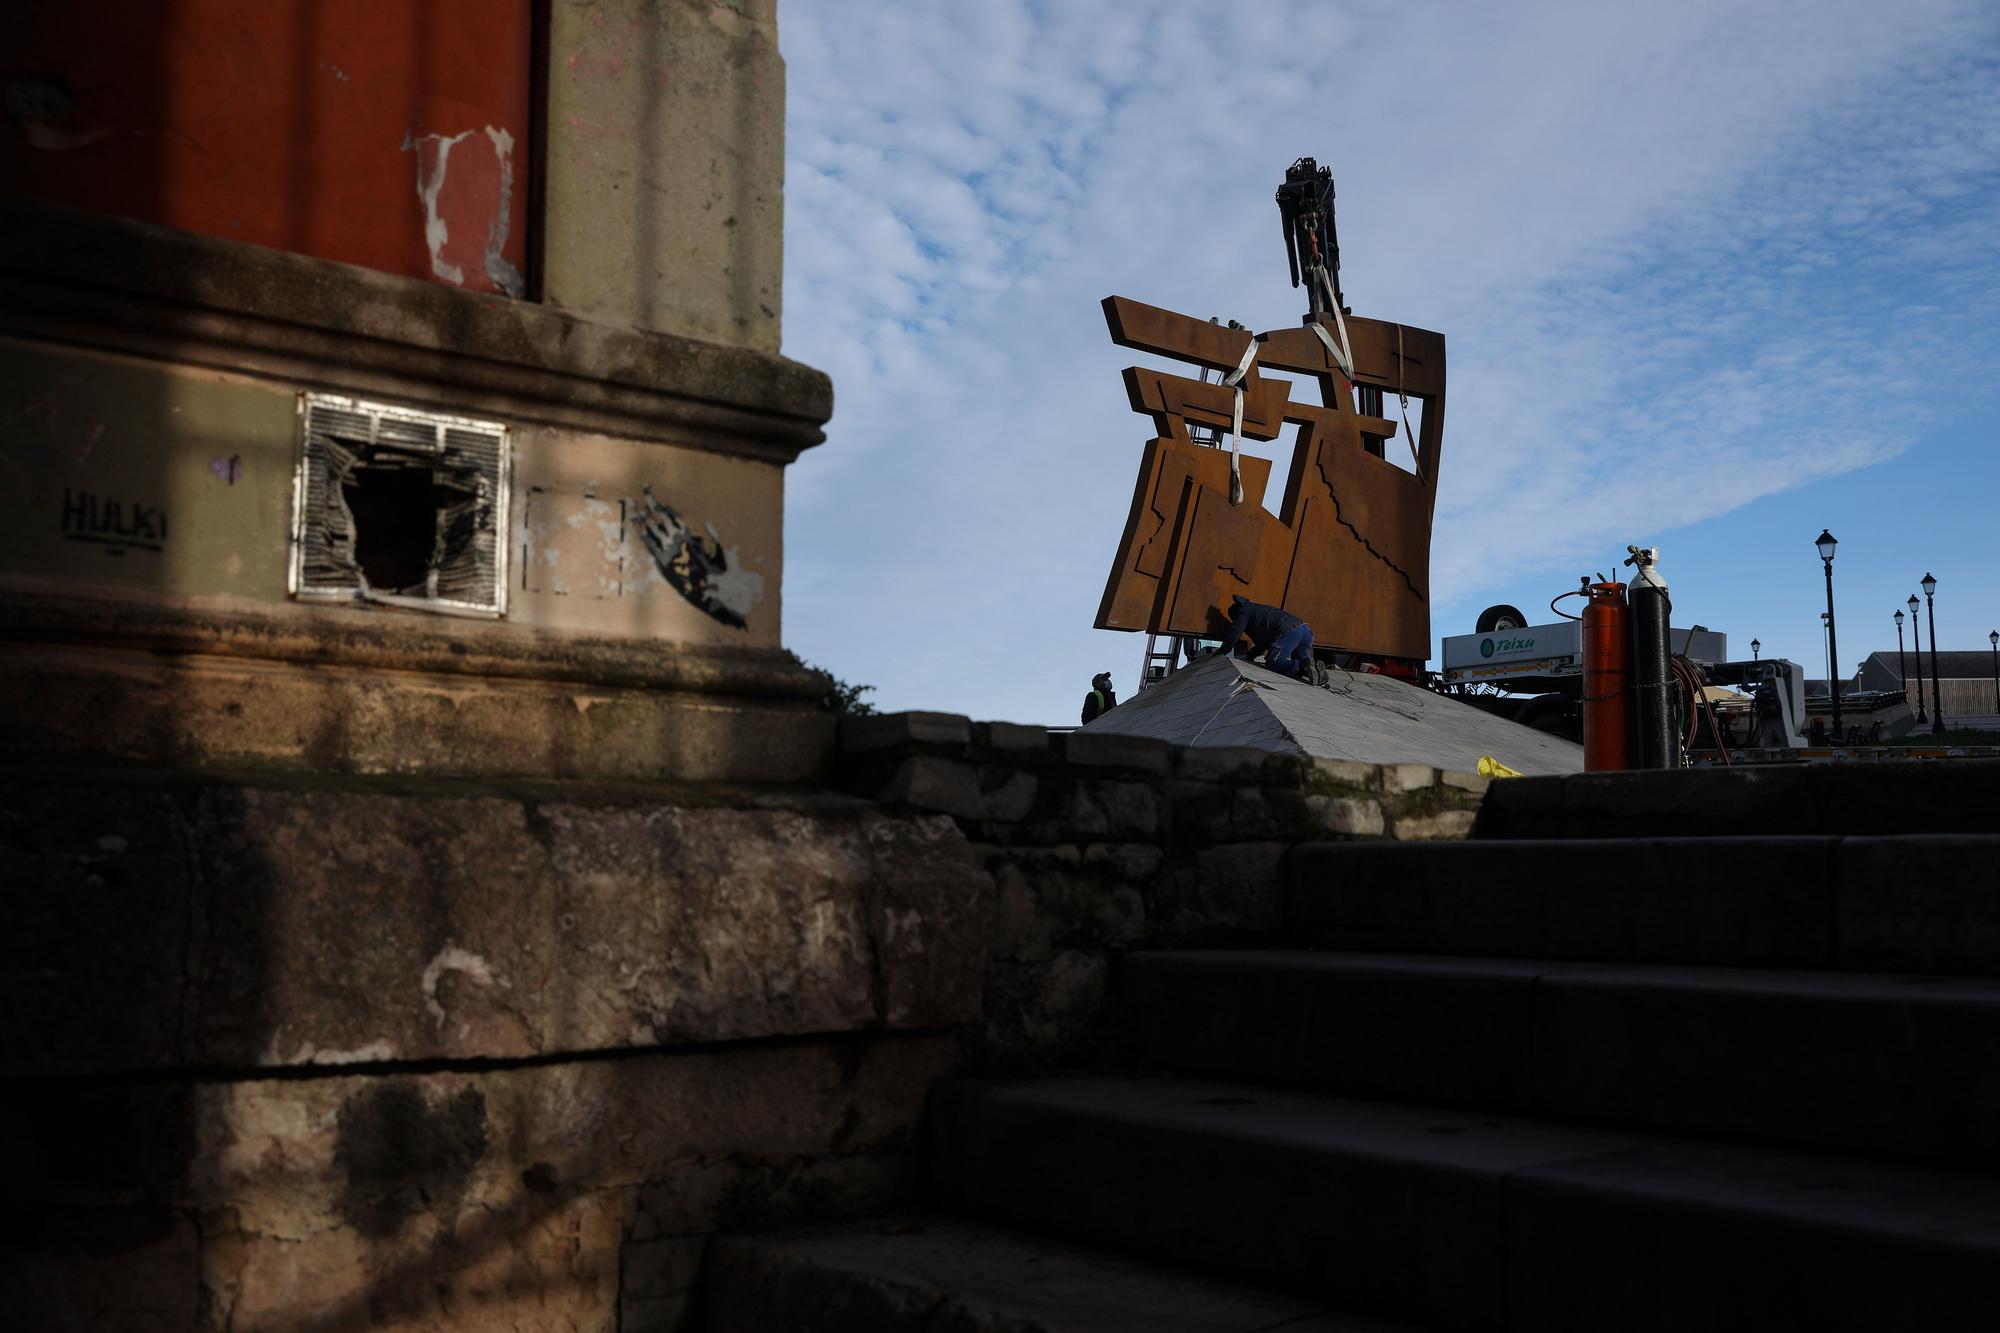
[1096,296,1445,662]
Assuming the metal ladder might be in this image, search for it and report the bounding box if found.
[1139,634,1181,690]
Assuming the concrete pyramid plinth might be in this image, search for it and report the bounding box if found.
[1083,652,1583,776]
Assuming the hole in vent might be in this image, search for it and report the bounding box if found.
[345,463,448,594]
[292,394,509,615]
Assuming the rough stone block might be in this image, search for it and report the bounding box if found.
[870,815,992,1029]
[982,951,1112,1062]
[1440,769,1492,797]
[1062,732,1175,775]
[1050,781,1161,840]
[1375,763,1438,794]
[1305,795,1386,837]
[976,721,1050,753]
[1310,758,1378,789]
[1082,841,1166,886]
[1176,746,1296,781]
[1390,808,1478,841]
[839,712,973,753]
[879,757,1037,823]
[1172,842,1290,936]
[985,847,1146,963]
[8,773,991,1078]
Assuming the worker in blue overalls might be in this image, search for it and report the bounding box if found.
[1222,594,1316,680]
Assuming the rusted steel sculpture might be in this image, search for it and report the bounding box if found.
[1096,159,1445,666]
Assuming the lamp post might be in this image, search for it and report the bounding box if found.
[1816,530,1841,741]
[1989,629,1998,714]
[1922,573,1944,735]
[1909,595,1926,721]
[1895,611,1909,708]
[1751,638,1760,660]
[1820,612,1832,705]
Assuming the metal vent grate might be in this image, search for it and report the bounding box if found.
[290,394,510,617]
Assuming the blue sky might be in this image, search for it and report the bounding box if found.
[778,1,2000,723]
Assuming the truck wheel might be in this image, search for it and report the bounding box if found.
[1476,604,1528,633]
[1516,694,1579,742]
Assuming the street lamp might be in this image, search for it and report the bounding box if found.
[1816,530,1841,740]
[1989,629,1998,714]
[1894,611,1909,709]
[1909,595,1927,722]
[1751,638,1760,660]
[1922,572,1944,735]
[1820,612,1832,703]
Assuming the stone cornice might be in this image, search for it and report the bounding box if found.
[0,197,833,464]
[0,584,830,702]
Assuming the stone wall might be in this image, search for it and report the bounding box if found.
[1,770,990,1332]
[836,714,1488,1069]
[4,714,1490,1330]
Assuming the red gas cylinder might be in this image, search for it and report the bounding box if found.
[1582,580,1632,771]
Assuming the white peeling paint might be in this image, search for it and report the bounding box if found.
[261,1034,397,1066]
[421,943,501,1027]
[483,127,526,297]
[406,128,473,286]
[705,528,767,621]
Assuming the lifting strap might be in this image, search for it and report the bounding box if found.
[1222,335,1259,506]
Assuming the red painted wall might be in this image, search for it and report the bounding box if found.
[5,0,534,297]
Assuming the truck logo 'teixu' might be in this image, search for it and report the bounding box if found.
[1481,636,1535,658]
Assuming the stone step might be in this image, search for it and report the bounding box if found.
[1471,760,2000,840]
[701,1217,1424,1332]
[1122,950,2000,1165]
[928,1075,2000,1332]
[1290,835,2000,976]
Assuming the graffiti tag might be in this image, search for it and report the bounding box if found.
[61,488,168,556]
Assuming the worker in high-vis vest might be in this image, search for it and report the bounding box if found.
[1081,671,1118,724]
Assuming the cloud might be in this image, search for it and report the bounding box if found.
[778,1,2000,722]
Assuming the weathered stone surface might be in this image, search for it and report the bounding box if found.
[1374,763,1438,794]
[840,712,974,753]
[1440,769,1491,796]
[1311,758,1378,788]
[1083,841,1167,887]
[984,951,1112,1063]
[984,847,1148,965]
[1162,843,1290,937]
[152,1036,952,1331]
[0,784,197,1075]
[1306,795,1387,837]
[7,774,992,1078]
[2,643,834,785]
[1062,731,1176,775]
[1390,809,1478,841]
[872,815,994,1029]
[878,756,1038,823]
[2,198,830,452]
[977,721,1051,753]
[1179,746,1307,782]
[544,0,786,351]
[1048,780,1162,840]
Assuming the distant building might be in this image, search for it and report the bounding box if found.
[1857,651,2000,719]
